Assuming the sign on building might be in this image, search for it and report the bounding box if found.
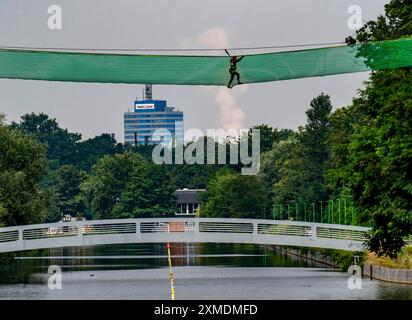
[135,103,155,110]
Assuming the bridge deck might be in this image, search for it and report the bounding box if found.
[0,218,370,253]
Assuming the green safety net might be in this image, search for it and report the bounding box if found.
[0,38,411,86]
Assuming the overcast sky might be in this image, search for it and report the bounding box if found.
[0,0,389,141]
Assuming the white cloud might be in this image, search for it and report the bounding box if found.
[216,87,245,133]
[195,27,230,49]
[181,27,230,55]
[184,27,246,135]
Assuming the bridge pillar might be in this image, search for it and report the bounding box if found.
[18,228,24,251]
[310,225,317,240]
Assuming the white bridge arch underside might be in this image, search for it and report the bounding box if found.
[0,218,370,253]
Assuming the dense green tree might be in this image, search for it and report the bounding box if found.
[43,190,63,223]
[127,144,156,161]
[261,138,302,205]
[249,125,293,153]
[81,152,176,219]
[76,134,123,171]
[81,152,145,219]
[112,163,176,218]
[201,170,268,219]
[326,107,361,194]
[340,69,412,257]
[265,94,332,212]
[49,165,88,218]
[0,124,48,226]
[167,137,236,188]
[297,93,333,202]
[11,113,81,167]
[11,113,126,171]
[171,164,225,189]
[342,0,412,257]
[324,106,368,224]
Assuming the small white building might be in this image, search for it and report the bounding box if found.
[175,189,205,216]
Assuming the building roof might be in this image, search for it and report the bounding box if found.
[175,189,205,204]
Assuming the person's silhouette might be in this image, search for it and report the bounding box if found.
[227,55,245,88]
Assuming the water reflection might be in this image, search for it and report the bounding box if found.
[0,243,410,300]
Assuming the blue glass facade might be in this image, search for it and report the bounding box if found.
[124,99,184,145]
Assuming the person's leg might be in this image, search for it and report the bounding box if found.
[227,73,235,88]
[236,72,242,85]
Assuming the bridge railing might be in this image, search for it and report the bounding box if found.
[0,218,371,253]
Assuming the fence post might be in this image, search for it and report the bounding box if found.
[344,198,347,225]
[312,203,315,222]
[295,203,298,221]
[320,201,323,224]
[304,203,307,222]
[338,198,341,224]
[351,206,355,225]
[328,201,331,224]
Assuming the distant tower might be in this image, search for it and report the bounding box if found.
[145,84,153,100]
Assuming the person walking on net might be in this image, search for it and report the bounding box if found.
[225,50,245,88]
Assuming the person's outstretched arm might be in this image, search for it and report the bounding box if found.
[236,55,245,62]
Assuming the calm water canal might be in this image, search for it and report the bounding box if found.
[0,243,411,299]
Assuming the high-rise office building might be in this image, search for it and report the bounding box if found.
[124,85,184,145]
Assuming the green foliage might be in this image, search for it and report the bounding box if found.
[269,139,303,204]
[299,94,332,164]
[43,190,63,223]
[11,113,81,167]
[297,93,332,202]
[343,69,412,257]
[48,165,88,218]
[318,249,361,272]
[81,152,145,219]
[249,124,293,153]
[126,144,156,161]
[11,113,124,172]
[263,94,333,210]
[0,125,48,226]
[168,137,238,188]
[171,164,224,189]
[75,134,123,171]
[112,163,176,218]
[259,137,297,202]
[341,0,412,257]
[81,152,176,219]
[201,170,268,219]
[326,106,365,194]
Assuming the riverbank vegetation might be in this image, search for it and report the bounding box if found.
[281,247,359,272]
[365,247,412,270]
[0,0,410,259]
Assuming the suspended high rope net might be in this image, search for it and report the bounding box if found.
[0,38,411,86]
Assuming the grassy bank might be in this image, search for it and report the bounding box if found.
[365,247,412,270]
[303,247,361,271]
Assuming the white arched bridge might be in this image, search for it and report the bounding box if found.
[0,218,371,253]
